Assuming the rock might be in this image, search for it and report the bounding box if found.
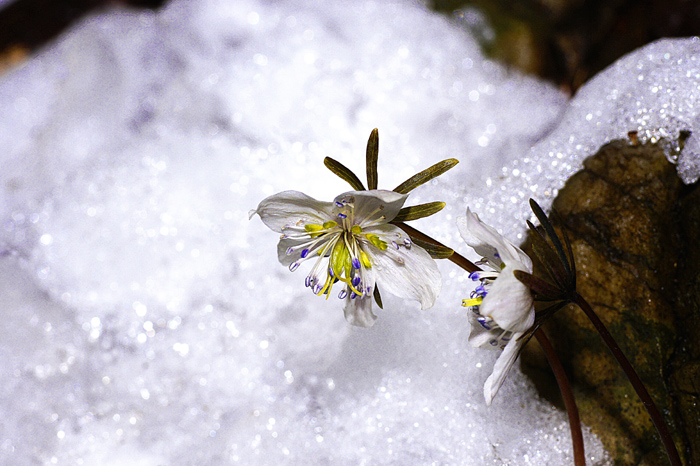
[521,136,696,465]
[670,184,700,466]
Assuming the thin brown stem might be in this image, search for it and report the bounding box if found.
[395,223,585,465]
[393,222,479,273]
[534,329,586,466]
[573,293,682,466]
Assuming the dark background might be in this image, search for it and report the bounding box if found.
[1,0,699,92]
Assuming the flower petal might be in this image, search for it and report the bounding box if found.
[467,310,502,349]
[367,224,441,310]
[334,190,408,225]
[277,237,307,266]
[483,336,524,406]
[343,294,377,327]
[457,208,532,268]
[252,190,335,233]
[457,208,503,264]
[480,268,535,333]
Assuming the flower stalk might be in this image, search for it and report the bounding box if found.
[520,199,682,466]
[398,221,585,465]
[573,292,682,466]
[534,329,585,466]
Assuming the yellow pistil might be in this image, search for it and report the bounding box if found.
[462,297,483,307]
[330,240,350,278]
[328,238,364,296]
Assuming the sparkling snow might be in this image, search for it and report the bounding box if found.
[2,0,698,464]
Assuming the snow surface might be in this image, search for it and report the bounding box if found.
[1,0,698,464]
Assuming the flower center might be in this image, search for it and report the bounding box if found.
[284,200,392,302]
[461,256,508,307]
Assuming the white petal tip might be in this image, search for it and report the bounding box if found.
[483,383,495,406]
[344,300,378,328]
[419,297,438,311]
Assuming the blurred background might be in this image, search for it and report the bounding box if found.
[3,0,700,91]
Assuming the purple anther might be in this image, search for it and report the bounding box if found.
[301,248,310,258]
[501,335,511,342]
[477,316,491,330]
[352,275,361,286]
[350,292,357,299]
[404,238,412,247]
[305,276,312,287]
[335,201,344,207]
[328,267,334,277]
[468,271,479,281]
[392,241,399,249]
[338,289,348,299]
[489,339,499,347]
[289,262,300,272]
[352,258,361,269]
[313,284,323,294]
[286,247,294,255]
[338,213,347,219]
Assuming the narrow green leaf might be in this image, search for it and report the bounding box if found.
[513,269,564,301]
[527,220,568,290]
[373,286,383,309]
[409,237,454,259]
[551,208,576,289]
[393,158,459,194]
[366,128,379,190]
[529,199,571,279]
[324,157,366,191]
[392,202,446,222]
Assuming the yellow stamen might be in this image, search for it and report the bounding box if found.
[346,280,365,296]
[462,297,483,307]
[305,224,324,238]
[360,250,371,268]
[330,241,350,279]
[319,273,335,299]
[366,233,387,250]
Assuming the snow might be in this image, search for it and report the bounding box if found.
[475,37,700,240]
[2,0,697,464]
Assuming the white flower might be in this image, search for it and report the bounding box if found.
[251,189,441,327]
[457,207,535,405]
